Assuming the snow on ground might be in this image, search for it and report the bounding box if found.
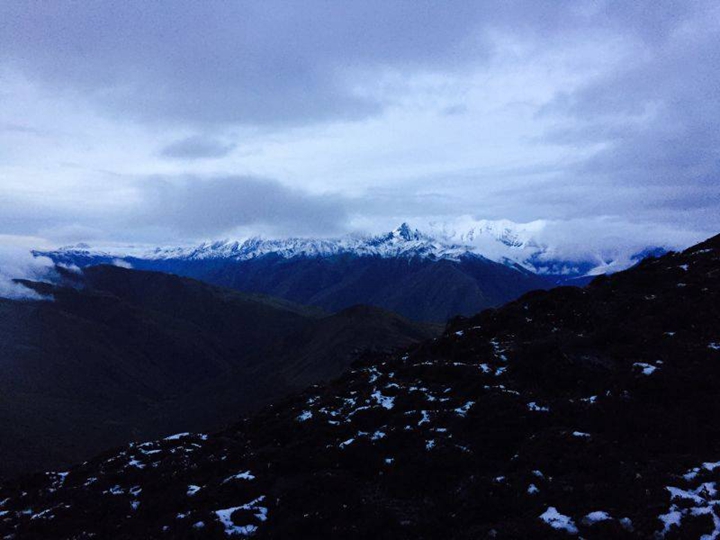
[454,401,474,417]
[164,432,191,441]
[539,506,578,535]
[656,459,720,537]
[633,362,658,376]
[223,471,255,483]
[527,402,550,412]
[370,390,395,410]
[215,496,267,537]
[581,511,611,525]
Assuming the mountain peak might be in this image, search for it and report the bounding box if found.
[391,222,421,242]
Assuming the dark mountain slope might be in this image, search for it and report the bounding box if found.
[2,235,719,538]
[46,252,553,322]
[195,255,552,323]
[0,266,438,478]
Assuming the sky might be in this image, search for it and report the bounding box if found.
[1,0,719,253]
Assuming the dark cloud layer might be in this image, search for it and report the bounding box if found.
[136,176,348,237]
[0,1,718,248]
[160,136,236,160]
[1,1,707,128]
[537,4,720,231]
[0,174,349,242]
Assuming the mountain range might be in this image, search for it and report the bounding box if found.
[41,221,665,322]
[0,265,437,478]
[3,232,718,538]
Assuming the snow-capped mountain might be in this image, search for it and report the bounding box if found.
[139,223,474,262]
[40,220,668,322]
[48,220,665,280]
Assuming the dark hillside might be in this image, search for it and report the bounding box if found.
[45,252,553,322]
[0,266,437,478]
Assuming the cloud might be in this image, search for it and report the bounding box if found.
[0,240,55,299]
[423,213,709,267]
[0,122,47,136]
[0,172,351,243]
[159,136,236,160]
[0,1,420,127]
[110,259,133,269]
[536,1,720,230]
[135,175,349,237]
[0,0,653,129]
[527,216,706,261]
[0,1,718,252]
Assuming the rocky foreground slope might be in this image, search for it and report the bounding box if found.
[2,234,720,538]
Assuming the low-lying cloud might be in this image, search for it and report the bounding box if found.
[0,244,54,300]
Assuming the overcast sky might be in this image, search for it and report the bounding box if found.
[1,0,718,249]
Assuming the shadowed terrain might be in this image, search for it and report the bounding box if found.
[0,266,438,478]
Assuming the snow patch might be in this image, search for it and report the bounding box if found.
[339,438,355,449]
[215,496,267,537]
[454,401,475,417]
[539,507,578,535]
[582,511,612,525]
[371,390,395,410]
[633,362,658,376]
[164,432,191,441]
[527,402,550,412]
[223,471,255,483]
